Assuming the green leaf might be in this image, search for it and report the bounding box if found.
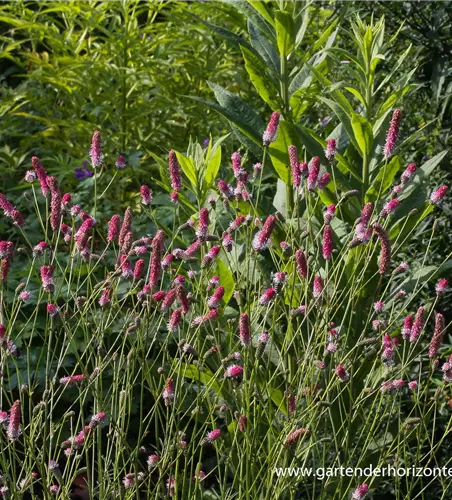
[365,156,402,202]
[204,145,222,188]
[179,364,224,397]
[247,0,275,27]
[241,46,279,107]
[318,96,359,153]
[217,257,235,306]
[273,178,288,216]
[345,86,366,107]
[275,10,295,57]
[248,20,279,75]
[351,113,373,158]
[231,0,275,40]
[267,386,288,416]
[188,83,264,148]
[175,152,197,190]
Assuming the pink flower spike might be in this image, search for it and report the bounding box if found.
[133,259,145,280]
[322,225,333,260]
[285,427,309,448]
[47,176,62,231]
[323,205,336,224]
[149,230,165,288]
[115,155,126,170]
[313,275,324,299]
[89,412,106,429]
[383,109,401,158]
[204,429,221,443]
[324,138,337,161]
[307,157,320,192]
[373,223,391,274]
[40,265,55,293]
[90,130,103,168]
[59,374,85,385]
[295,249,308,278]
[207,286,224,309]
[380,198,400,218]
[161,288,176,312]
[196,208,209,241]
[201,245,220,267]
[317,172,331,190]
[408,381,418,391]
[436,278,448,296]
[31,156,49,197]
[335,364,349,382]
[168,150,182,191]
[352,483,369,500]
[168,309,182,332]
[258,287,276,306]
[7,400,21,441]
[401,315,414,340]
[288,145,301,188]
[46,304,59,317]
[225,364,244,379]
[430,185,448,205]
[252,215,276,252]
[374,301,385,313]
[176,285,190,314]
[409,306,425,343]
[162,378,174,406]
[239,313,250,346]
[262,111,280,146]
[400,163,416,185]
[429,312,445,359]
[140,185,152,205]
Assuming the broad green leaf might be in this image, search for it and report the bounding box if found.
[351,113,373,158]
[248,20,279,75]
[179,364,224,398]
[275,10,295,56]
[175,152,197,190]
[318,96,359,153]
[288,63,313,97]
[231,0,275,40]
[247,0,275,27]
[189,83,264,147]
[267,386,288,416]
[241,46,279,107]
[365,156,402,202]
[204,145,221,188]
[217,257,235,306]
[294,4,310,47]
[187,12,254,52]
[273,178,288,216]
[345,86,366,107]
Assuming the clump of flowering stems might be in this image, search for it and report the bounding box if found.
[0,130,449,500]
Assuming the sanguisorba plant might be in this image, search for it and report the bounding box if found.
[0,11,451,500]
